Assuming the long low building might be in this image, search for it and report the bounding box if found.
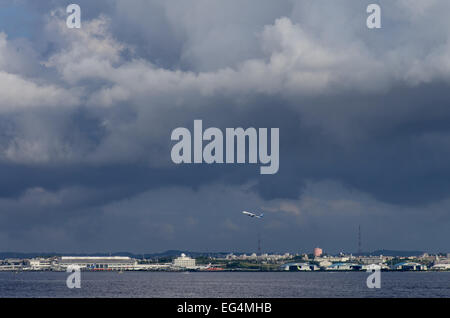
[431,263,450,270]
[392,262,427,271]
[326,263,362,271]
[280,263,319,271]
[59,256,137,270]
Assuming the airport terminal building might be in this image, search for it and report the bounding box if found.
[59,256,137,270]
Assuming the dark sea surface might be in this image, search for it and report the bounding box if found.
[0,271,448,298]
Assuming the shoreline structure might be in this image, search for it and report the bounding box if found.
[1,252,449,272]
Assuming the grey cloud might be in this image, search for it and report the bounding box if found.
[1,181,448,253]
[0,1,449,253]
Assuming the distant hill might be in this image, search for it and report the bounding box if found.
[0,249,428,259]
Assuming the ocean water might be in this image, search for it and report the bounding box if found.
[0,271,448,298]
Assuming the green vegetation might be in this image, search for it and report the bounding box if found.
[222,260,280,271]
[386,257,402,266]
[194,256,215,265]
[150,256,174,263]
[290,255,307,262]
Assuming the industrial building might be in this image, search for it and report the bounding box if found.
[326,263,362,271]
[432,263,450,270]
[280,263,319,271]
[392,262,427,271]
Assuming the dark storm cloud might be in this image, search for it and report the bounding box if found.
[0,0,449,253]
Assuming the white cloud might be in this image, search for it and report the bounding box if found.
[0,32,79,113]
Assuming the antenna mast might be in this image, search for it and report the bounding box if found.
[358,224,362,255]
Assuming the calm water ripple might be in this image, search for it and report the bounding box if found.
[0,271,448,298]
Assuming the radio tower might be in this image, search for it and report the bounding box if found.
[358,224,362,255]
[257,231,261,255]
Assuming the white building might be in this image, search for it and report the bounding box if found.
[318,260,332,268]
[173,253,196,268]
[432,263,450,270]
[29,258,52,270]
[359,256,386,265]
[362,264,384,271]
[59,256,137,270]
[315,256,350,263]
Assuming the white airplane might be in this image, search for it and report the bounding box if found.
[242,211,263,218]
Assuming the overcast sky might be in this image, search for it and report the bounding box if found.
[0,0,449,254]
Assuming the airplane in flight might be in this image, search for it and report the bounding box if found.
[242,211,264,218]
